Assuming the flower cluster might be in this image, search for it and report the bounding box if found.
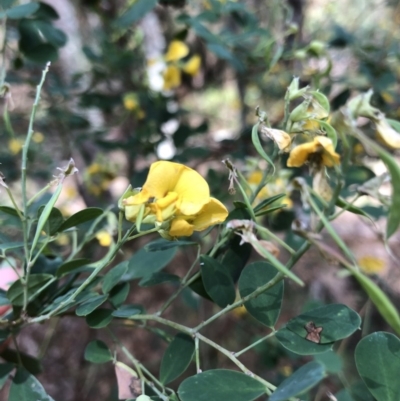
[163,41,201,91]
[122,161,228,238]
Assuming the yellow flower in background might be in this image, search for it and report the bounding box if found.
[375,117,400,149]
[123,161,228,238]
[123,93,139,111]
[8,138,23,155]
[32,132,44,143]
[95,230,113,247]
[163,65,182,91]
[165,40,189,62]
[358,256,386,275]
[182,55,201,76]
[85,162,117,196]
[287,136,340,168]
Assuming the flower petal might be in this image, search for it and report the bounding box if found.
[376,117,400,149]
[182,55,201,76]
[287,141,319,167]
[163,65,182,90]
[165,40,189,62]
[191,197,228,231]
[169,218,194,237]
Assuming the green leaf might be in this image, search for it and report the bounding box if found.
[9,368,54,401]
[269,361,325,401]
[160,333,195,384]
[286,304,361,343]
[0,363,14,390]
[102,263,128,293]
[238,262,284,327]
[109,282,130,308]
[37,206,64,235]
[124,247,177,281]
[0,349,42,374]
[0,241,25,251]
[57,208,103,231]
[178,369,266,401]
[139,272,180,287]
[112,304,142,318]
[276,327,333,355]
[253,194,286,213]
[30,184,63,255]
[5,2,39,19]
[314,350,343,374]
[75,294,108,316]
[7,274,53,306]
[86,308,113,329]
[0,206,22,217]
[251,123,275,173]
[145,239,197,252]
[311,119,337,148]
[355,331,400,401]
[84,340,113,364]
[351,269,400,335]
[114,0,158,28]
[200,255,236,308]
[310,91,330,113]
[56,258,91,277]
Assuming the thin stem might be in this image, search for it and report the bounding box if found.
[0,15,7,88]
[196,332,275,393]
[27,182,52,206]
[4,188,24,220]
[157,245,201,315]
[0,253,21,279]
[195,336,200,373]
[255,224,296,255]
[234,330,276,357]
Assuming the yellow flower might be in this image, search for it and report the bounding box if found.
[182,55,201,76]
[95,230,113,247]
[123,93,139,111]
[375,117,400,149]
[287,136,340,168]
[163,65,182,91]
[123,161,228,238]
[8,138,23,155]
[165,41,189,62]
[358,256,386,275]
[32,132,44,143]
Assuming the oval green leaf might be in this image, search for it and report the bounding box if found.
[178,369,266,401]
[9,368,54,401]
[200,255,236,308]
[124,246,177,281]
[56,258,90,277]
[238,261,284,327]
[355,331,400,401]
[58,207,103,231]
[145,239,197,252]
[84,340,113,364]
[75,294,108,316]
[286,304,361,343]
[6,2,39,19]
[7,274,53,306]
[276,327,333,355]
[160,333,195,384]
[270,361,325,401]
[86,308,113,329]
[102,263,128,293]
[112,304,142,318]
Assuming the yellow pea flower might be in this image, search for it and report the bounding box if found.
[358,256,386,275]
[165,40,189,62]
[123,93,139,111]
[32,132,44,143]
[182,55,201,76]
[123,161,228,238]
[287,136,340,168]
[95,230,113,247]
[8,138,23,155]
[163,65,182,91]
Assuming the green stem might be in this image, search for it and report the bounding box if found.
[157,245,201,315]
[195,336,200,373]
[27,182,52,206]
[255,224,296,255]
[234,330,276,357]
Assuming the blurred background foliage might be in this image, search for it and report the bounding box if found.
[1,0,400,400]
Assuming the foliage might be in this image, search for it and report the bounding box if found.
[0,0,400,400]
